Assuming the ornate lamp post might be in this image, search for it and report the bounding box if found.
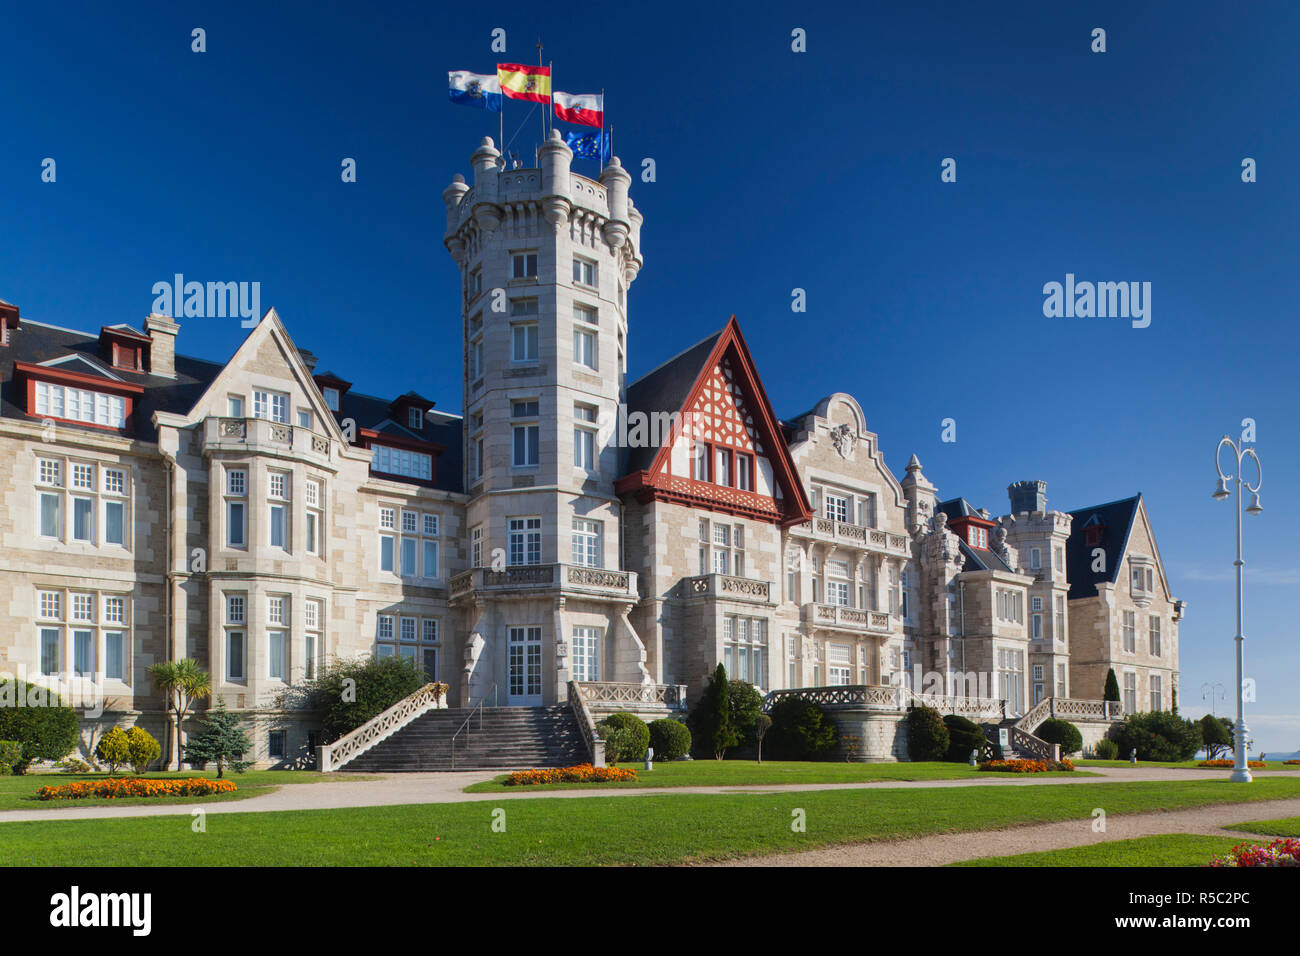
[1201,681,1225,718]
[1212,436,1263,783]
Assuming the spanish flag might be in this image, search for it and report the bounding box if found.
[497,63,551,103]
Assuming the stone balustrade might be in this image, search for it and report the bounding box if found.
[681,573,772,604]
[793,518,909,554]
[318,682,448,772]
[802,603,892,633]
[449,564,638,601]
[205,416,332,461]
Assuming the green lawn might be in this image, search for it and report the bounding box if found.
[3,776,1298,866]
[950,834,1250,867]
[0,770,370,812]
[1076,759,1300,770]
[463,759,1093,792]
[1225,815,1300,838]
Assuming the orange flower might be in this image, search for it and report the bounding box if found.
[36,777,238,800]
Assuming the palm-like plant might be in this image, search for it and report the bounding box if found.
[148,659,212,770]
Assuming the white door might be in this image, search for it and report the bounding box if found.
[508,627,543,705]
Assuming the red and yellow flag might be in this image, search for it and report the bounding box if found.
[497,63,552,103]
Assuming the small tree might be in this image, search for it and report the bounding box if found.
[148,659,212,771]
[648,719,692,760]
[95,727,131,775]
[1103,668,1121,704]
[755,714,772,763]
[727,680,765,749]
[126,726,161,774]
[1200,714,1234,760]
[596,721,628,766]
[1112,711,1202,762]
[769,697,837,760]
[692,664,739,759]
[184,701,252,778]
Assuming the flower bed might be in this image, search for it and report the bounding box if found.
[978,758,1074,774]
[1210,838,1300,867]
[36,777,238,800]
[503,764,637,786]
[1197,759,1266,768]
[1284,760,1300,766]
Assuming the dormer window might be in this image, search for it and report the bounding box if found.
[971,527,988,549]
[408,406,423,430]
[112,344,140,371]
[323,387,340,411]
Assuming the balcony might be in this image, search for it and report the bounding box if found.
[203,417,332,462]
[449,563,639,602]
[681,573,773,605]
[793,517,909,554]
[802,602,892,634]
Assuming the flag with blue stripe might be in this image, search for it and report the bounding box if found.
[565,129,611,163]
[448,70,502,112]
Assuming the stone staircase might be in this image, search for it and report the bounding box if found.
[342,704,589,772]
[981,719,1035,761]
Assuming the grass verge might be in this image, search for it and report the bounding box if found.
[950,834,1249,867]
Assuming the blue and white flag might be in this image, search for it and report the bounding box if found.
[565,129,611,163]
[448,70,502,112]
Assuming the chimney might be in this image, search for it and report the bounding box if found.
[1008,480,1048,515]
[143,313,180,379]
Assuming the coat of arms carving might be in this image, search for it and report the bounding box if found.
[830,423,856,460]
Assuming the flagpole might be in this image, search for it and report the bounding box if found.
[599,88,605,170]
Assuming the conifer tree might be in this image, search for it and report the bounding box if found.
[184,701,252,778]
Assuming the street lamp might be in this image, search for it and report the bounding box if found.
[1213,435,1263,783]
[1201,681,1225,718]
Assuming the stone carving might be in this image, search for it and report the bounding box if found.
[992,526,1014,568]
[829,422,856,460]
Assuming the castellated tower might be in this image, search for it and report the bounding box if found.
[441,133,648,707]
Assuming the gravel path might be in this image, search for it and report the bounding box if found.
[713,797,1300,867]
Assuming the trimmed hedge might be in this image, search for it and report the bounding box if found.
[942,714,986,763]
[1111,711,1202,762]
[906,705,949,762]
[648,718,692,760]
[1036,718,1083,757]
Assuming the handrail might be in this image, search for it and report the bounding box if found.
[568,680,606,766]
[450,683,496,770]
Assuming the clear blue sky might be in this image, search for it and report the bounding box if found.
[2,1,1295,751]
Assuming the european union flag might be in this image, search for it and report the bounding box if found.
[565,129,611,163]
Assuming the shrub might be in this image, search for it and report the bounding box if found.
[56,757,92,773]
[1112,711,1202,762]
[906,705,949,762]
[95,726,132,775]
[691,664,738,759]
[0,679,80,773]
[648,718,692,760]
[125,726,161,774]
[768,697,837,760]
[942,714,986,763]
[307,654,425,743]
[1036,718,1083,757]
[599,713,650,762]
[0,740,21,776]
[1094,738,1120,760]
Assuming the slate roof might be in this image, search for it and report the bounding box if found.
[937,498,989,521]
[621,328,723,475]
[1064,495,1141,600]
[1,319,222,443]
[957,539,1013,573]
[2,317,464,493]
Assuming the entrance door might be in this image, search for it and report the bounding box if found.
[507,626,543,705]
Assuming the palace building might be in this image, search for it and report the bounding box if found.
[0,136,1184,768]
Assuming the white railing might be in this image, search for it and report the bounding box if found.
[903,688,1006,721]
[568,681,605,767]
[576,681,687,710]
[318,682,448,772]
[1009,725,1060,762]
[1017,697,1124,735]
[764,684,903,712]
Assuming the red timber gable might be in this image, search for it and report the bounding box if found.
[616,316,813,527]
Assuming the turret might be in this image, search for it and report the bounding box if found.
[599,156,631,250]
[442,174,470,262]
[901,454,937,534]
[1008,479,1048,515]
[538,129,573,231]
